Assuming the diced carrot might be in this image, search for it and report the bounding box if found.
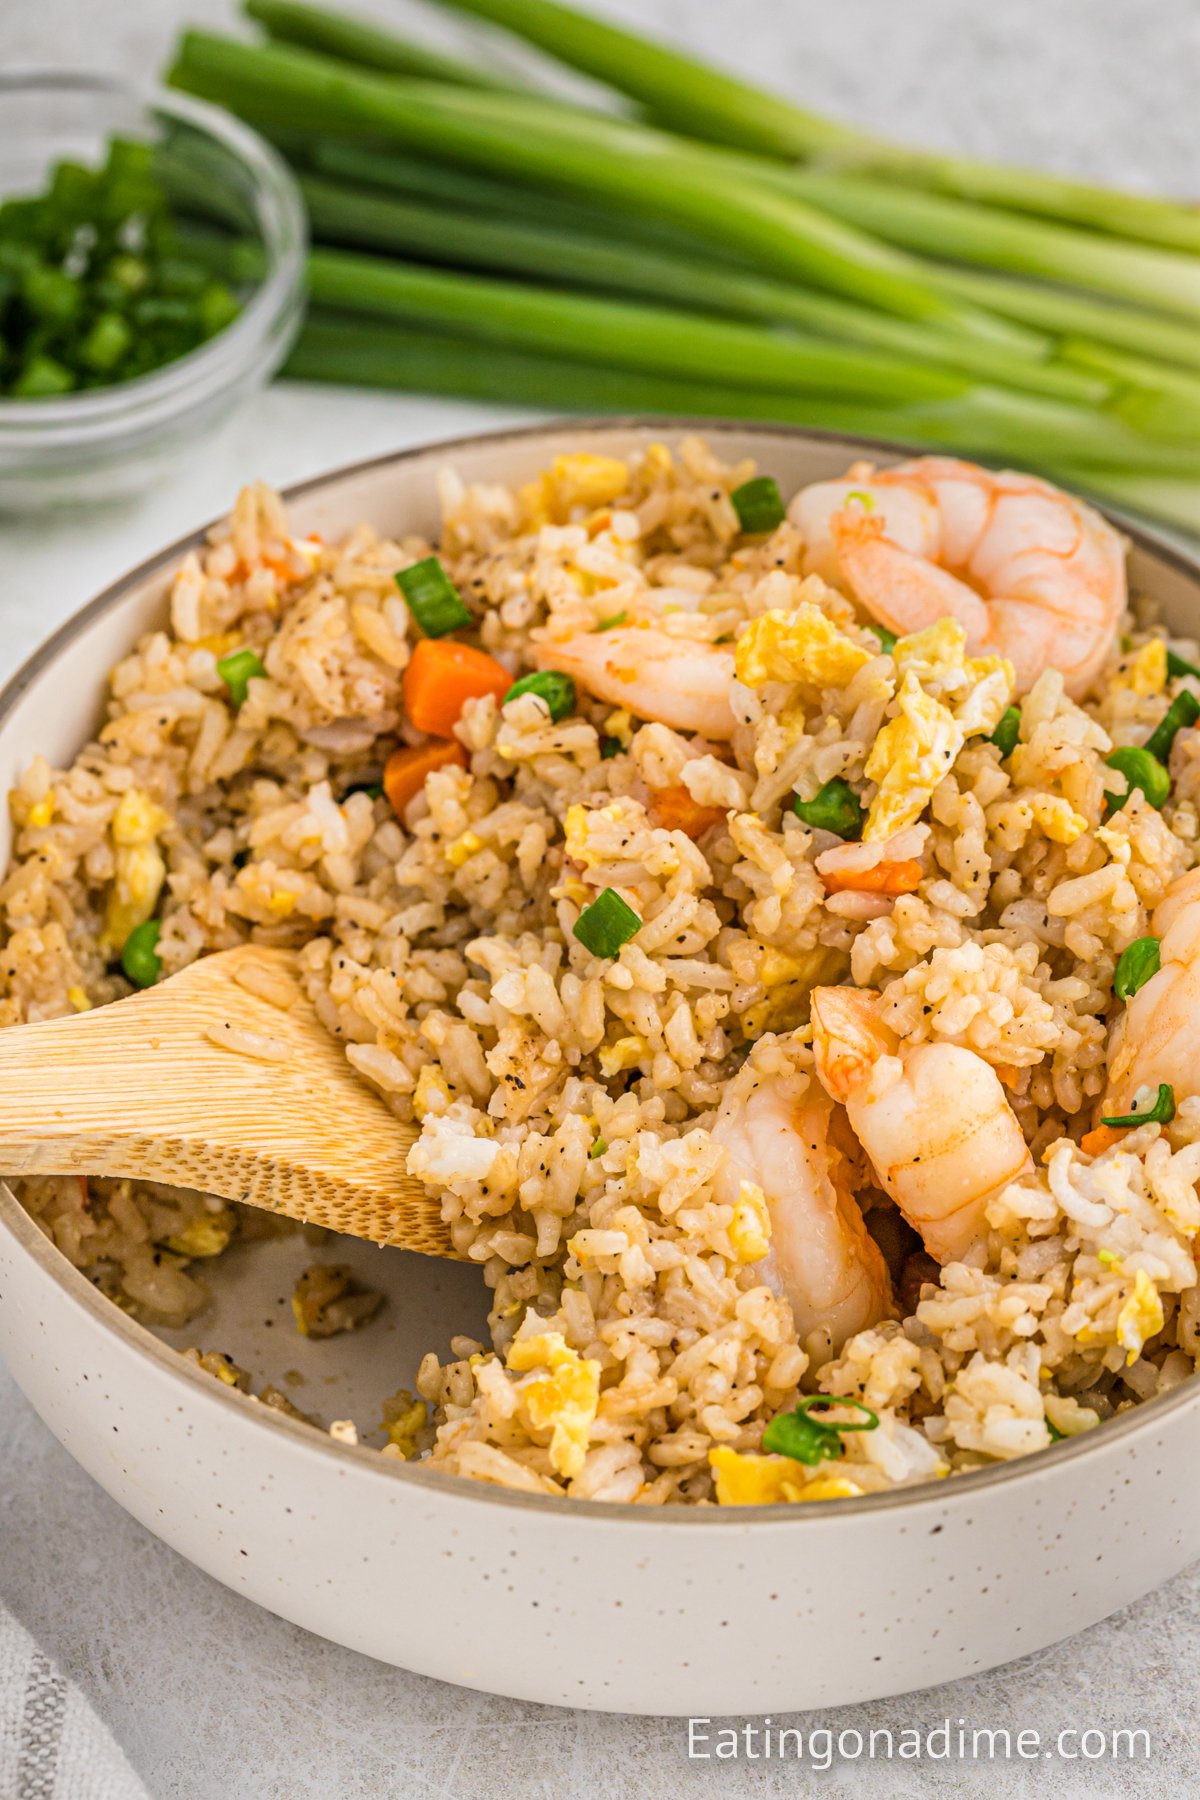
[650,784,727,840]
[821,858,924,896]
[401,639,512,738]
[1080,1122,1126,1157]
[383,740,468,815]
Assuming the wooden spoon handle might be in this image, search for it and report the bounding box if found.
[0,946,453,1256]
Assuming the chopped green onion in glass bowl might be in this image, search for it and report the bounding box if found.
[0,73,306,511]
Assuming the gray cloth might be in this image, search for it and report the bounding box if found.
[0,1609,148,1800]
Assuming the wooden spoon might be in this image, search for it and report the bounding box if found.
[0,944,454,1255]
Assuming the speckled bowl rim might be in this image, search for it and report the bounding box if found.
[4,415,1199,1527]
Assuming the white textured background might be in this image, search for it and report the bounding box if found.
[2,1,1200,1795]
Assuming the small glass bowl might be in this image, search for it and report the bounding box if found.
[0,73,307,512]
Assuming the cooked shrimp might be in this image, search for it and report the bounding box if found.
[711,1054,893,1351]
[810,985,1032,1264]
[789,457,1125,698]
[1105,866,1200,1115]
[532,625,737,738]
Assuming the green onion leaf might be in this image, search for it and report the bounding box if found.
[845,489,875,510]
[589,1135,607,1158]
[1102,1082,1176,1128]
[573,886,641,958]
[1104,744,1170,815]
[11,354,75,397]
[793,776,864,840]
[1167,648,1200,682]
[870,624,897,653]
[395,556,472,637]
[216,647,266,708]
[503,669,577,721]
[989,705,1022,760]
[1144,688,1200,764]
[598,610,628,631]
[762,1396,880,1465]
[730,475,785,534]
[121,918,163,988]
[1113,936,1160,1002]
[599,737,622,759]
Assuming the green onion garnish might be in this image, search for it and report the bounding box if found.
[1104,744,1170,816]
[845,490,875,510]
[503,669,577,721]
[762,1396,879,1466]
[1167,649,1200,681]
[989,705,1022,760]
[870,624,897,654]
[1144,689,1200,764]
[598,610,628,631]
[573,886,641,958]
[599,737,622,760]
[344,780,385,800]
[216,647,266,708]
[1113,936,1160,1002]
[589,1135,607,1158]
[395,556,472,637]
[121,918,162,988]
[730,475,786,534]
[1102,1082,1176,1128]
[792,777,863,840]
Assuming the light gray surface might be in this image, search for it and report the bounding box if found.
[2,0,1199,1794]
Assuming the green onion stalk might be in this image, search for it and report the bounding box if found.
[168,32,1034,344]
[421,0,1200,252]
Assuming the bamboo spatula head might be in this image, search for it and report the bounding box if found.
[0,944,453,1255]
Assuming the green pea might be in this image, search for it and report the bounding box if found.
[793,777,864,840]
[121,919,162,988]
[989,706,1022,760]
[1104,745,1170,816]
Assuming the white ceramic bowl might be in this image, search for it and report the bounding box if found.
[2,422,1199,1716]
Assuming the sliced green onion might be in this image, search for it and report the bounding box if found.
[845,489,875,510]
[1102,1082,1176,1129]
[1104,744,1170,815]
[11,354,74,397]
[1167,648,1200,682]
[573,886,641,957]
[730,474,785,533]
[395,555,472,636]
[870,624,897,653]
[121,918,163,987]
[503,669,577,720]
[1144,689,1200,764]
[598,610,628,630]
[589,1135,607,1158]
[344,780,385,800]
[989,705,1022,760]
[216,647,266,708]
[762,1396,879,1465]
[793,777,864,840]
[1113,936,1160,1002]
[599,737,621,759]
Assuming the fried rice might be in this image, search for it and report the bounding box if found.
[5,436,1199,1507]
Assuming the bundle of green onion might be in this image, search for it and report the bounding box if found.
[164,0,1200,529]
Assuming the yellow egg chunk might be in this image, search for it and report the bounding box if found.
[708,1446,798,1505]
[1115,638,1167,696]
[102,789,171,952]
[735,603,871,691]
[864,674,964,842]
[507,1331,601,1479]
[1116,1269,1165,1365]
[728,1180,771,1264]
[551,454,630,512]
[894,617,1014,736]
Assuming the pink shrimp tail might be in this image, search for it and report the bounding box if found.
[810,986,897,1102]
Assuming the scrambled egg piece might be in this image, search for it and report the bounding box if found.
[445,829,484,868]
[67,985,91,1013]
[599,1035,647,1078]
[740,945,849,1038]
[728,1181,771,1264]
[863,675,963,842]
[1116,1269,1165,1365]
[1029,794,1088,845]
[26,792,56,828]
[413,1063,452,1120]
[522,455,630,525]
[102,789,170,951]
[708,1447,864,1505]
[564,802,610,869]
[735,603,871,691]
[894,618,1014,736]
[165,1210,235,1259]
[1116,638,1167,696]
[507,1331,601,1479]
